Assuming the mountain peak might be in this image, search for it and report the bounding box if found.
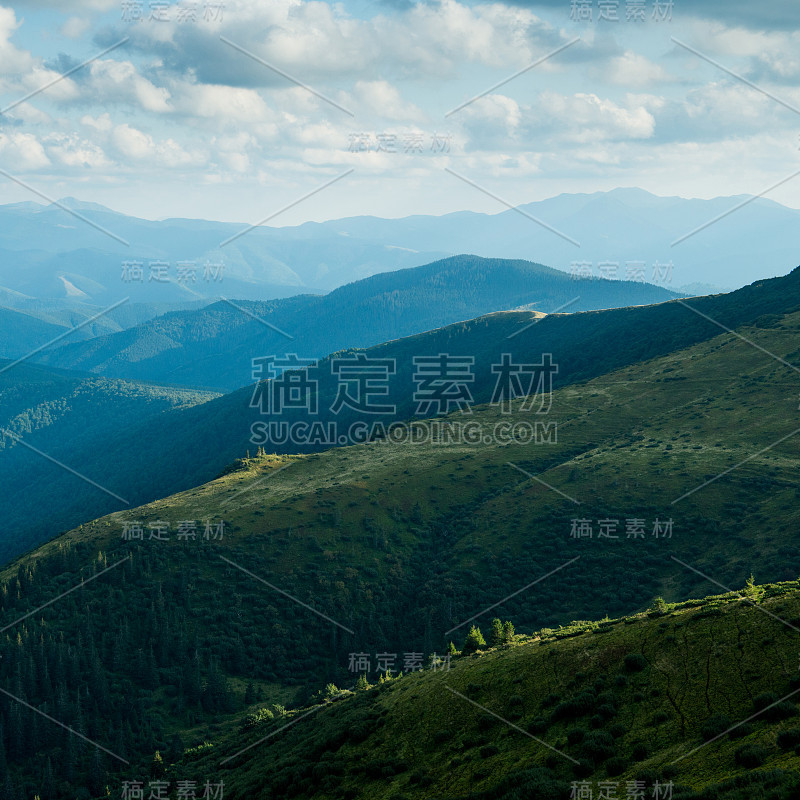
[50,197,115,213]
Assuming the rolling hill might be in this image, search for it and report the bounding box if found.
[1,273,799,797]
[0,360,217,561]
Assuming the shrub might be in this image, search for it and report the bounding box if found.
[241,707,274,729]
[527,717,548,734]
[728,722,753,739]
[580,731,615,763]
[541,693,561,708]
[624,653,648,673]
[649,597,669,615]
[480,744,500,758]
[477,715,497,732]
[631,742,648,761]
[432,729,451,744]
[734,743,769,768]
[552,691,596,721]
[777,728,800,750]
[597,703,617,720]
[572,759,594,778]
[753,692,779,711]
[765,702,798,722]
[606,756,628,776]
[567,728,587,746]
[662,764,678,779]
[608,723,626,739]
[700,715,732,740]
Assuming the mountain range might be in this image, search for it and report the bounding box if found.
[1,260,796,569]
[0,189,798,309]
[1,257,799,798]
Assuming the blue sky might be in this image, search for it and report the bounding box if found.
[0,0,797,222]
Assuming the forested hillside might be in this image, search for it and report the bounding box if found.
[0,361,217,560]
[1,294,798,797]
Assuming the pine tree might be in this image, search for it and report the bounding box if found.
[167,733,184,764]
[88,750,105,797]
[41,757,54,800]
[489,618,504,647]
[150,750,165,779]
[502,621,515,643]
[355,674,371,691]
[462,625,486,654]
[244,682,255,705]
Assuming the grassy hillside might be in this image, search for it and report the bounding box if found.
[5,265,795,566]
[1,294,799,797]
[163,581,800,800]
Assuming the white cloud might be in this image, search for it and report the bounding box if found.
[600,51,673,88]
[677,23,800,82]
[87,59,171,112]
[0,7,34,75]
[111,123,154,160]
[59,16,91,39]
[0,132,50,169]
[110,123,205,168]
[352,80,424,122]
[10,101,52,125]
[457,93,522,147]
[44,132,110,168]
[535,92,656,141]
[171,82,273,121]
[81,112,113,132]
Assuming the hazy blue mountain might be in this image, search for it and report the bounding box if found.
[0,189,797,307]
[0,200,445,304]
[0,306,96,360]
[35,255,681,391]
[0,295,217,361]
[1,295,213,335]
[306,187,800,291]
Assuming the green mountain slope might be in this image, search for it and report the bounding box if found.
[169,582,800,800]
[1,265,798,572]
[1,292,799,797]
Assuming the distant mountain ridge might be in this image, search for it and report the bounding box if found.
[0,188,798,307]
[34,255,681,391]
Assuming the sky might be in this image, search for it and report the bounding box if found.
[0,0,797,223]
